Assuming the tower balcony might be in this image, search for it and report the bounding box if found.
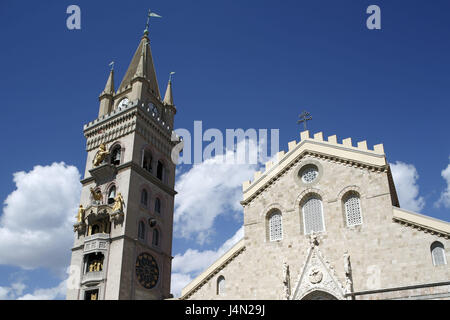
[81,271,106,285]
[84,233,110,254]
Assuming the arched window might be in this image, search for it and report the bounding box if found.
[431,241,447,266]
[111,145,121,165]
[343,192,362,227]
[268,210,283,241]
[157,161,164,181]
[142,150,152,173]
[141,189,148,207]
[217,276,225,296]
[152,229,160,246]
[155,198,161,215]
[138,221,146,241]
[302,195,325,235]
[107,186,116,205]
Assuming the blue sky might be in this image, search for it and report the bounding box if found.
[0,0,449,299]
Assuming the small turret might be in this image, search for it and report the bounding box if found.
[163,79,174,106]
[98,68,115,117]
[162,73,177,129]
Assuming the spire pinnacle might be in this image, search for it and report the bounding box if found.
[101,67,115,96]
[163,73,175,106]
[118,33,160,98]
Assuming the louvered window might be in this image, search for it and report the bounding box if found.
[303,196,324,234]
[344,193,363,227]
[269,211,283,241]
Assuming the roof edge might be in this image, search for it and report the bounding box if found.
[180,239,246,299]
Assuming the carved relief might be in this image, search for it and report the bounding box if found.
[290,237,346,300]
[308,268,323,284]
[282,262,291,300]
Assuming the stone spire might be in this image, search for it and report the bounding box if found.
[102,68,115,96]
[117,30,160,99]
[98,68,115,117]
[163,79,174,106]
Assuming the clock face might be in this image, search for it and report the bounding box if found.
[118,98,129,109]
[149,103,159,117]
[135,252,159,289]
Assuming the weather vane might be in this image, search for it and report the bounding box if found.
[169,71,176,82]
[297,111,312,130]
[109,61,114,71]
[145,9,162,32]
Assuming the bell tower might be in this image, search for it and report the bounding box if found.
[67,22,178,300]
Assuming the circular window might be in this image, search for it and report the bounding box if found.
[300,165,319,183]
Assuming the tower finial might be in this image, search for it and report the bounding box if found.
[169,71,176,83]
[144,9,162,35]
[109,61,115,71]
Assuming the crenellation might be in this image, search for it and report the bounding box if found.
[242,130,388,194]
[327,135,338,144]
[357,140,368,150]
[265,160,273,171]
[342,137,352,147]
[300,130,310,140]
[374,144,384,153]
[288,140,297,151]
[313,132,324,141]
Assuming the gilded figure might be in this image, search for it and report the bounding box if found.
[90,187,103,202]
[76,205,85,223]
[93,143,110,166]
[112,192,125,212]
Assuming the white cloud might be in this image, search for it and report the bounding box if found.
[0,162,81,272]
[174,139,259,244]
[390,161,425,212]
[435,159,450,208]
[0,281,26,300]
[170,273,193,298]
[16,279,67,300]
[171,226,243,297]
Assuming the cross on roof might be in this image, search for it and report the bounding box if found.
[298,111,312,130]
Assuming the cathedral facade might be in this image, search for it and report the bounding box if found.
[180,131,450,300]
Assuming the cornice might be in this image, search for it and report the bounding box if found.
[80,161,177,197]
[392,207,450,239]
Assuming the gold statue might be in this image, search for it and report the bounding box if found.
[90,292,97,300]
[93,143,110,167]
[76,205,85,223]
[90,187,103,202]
[112,192,124,212]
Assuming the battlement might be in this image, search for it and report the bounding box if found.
[242,130,386,196]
